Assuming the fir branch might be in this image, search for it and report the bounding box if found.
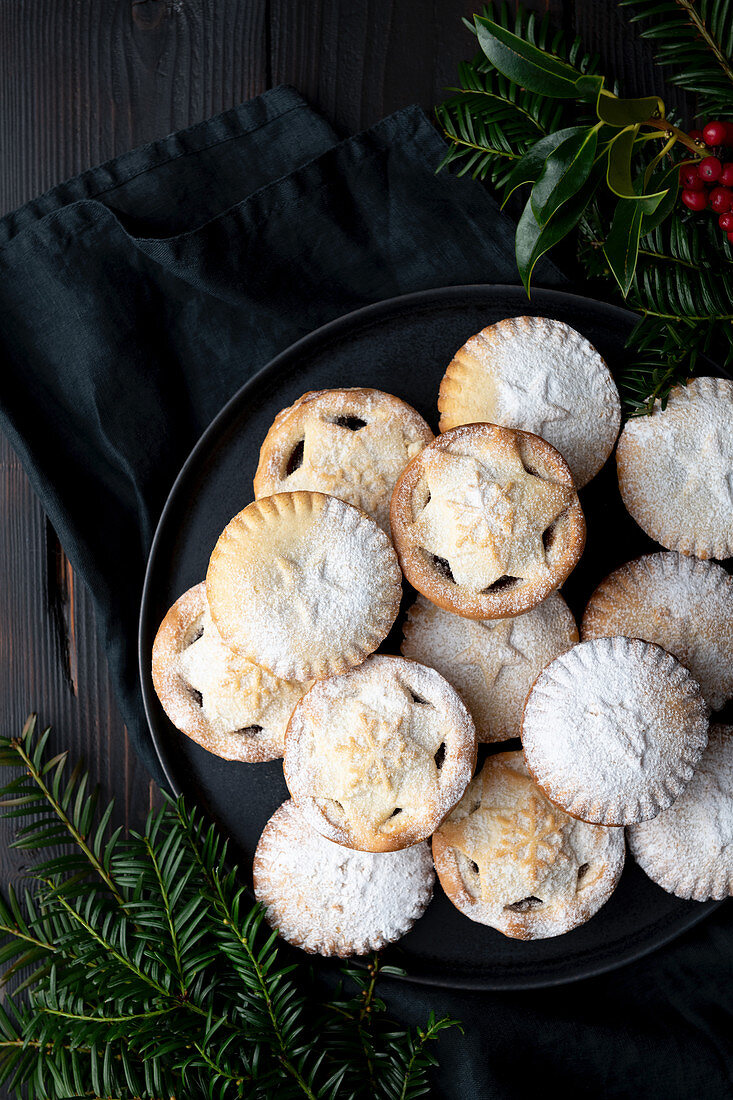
[0,720,457,1099]
[438,2,733,413]
[623,0,733,116]
[0,717,125,908]
[435,3,599,186]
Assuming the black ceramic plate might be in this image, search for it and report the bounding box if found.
[139,284,725,990]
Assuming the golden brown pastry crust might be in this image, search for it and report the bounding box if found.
[151,583,308,762]
[432,752,625,939]
[284,655,477,852]
[581,552,733,711]
[206,491,402,681]
[437,316,620,487]
[253,800,435,957]
[253,387,434,532]
[389,423,585,619]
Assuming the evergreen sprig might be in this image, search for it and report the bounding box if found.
[437,2,733,413]
[0,717,458,1100]
[623,0,733,117]
[436,5,601,189]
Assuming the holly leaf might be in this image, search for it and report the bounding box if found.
[596,91,664,127]
[606,127,668,212]
[474,15,603,100]
[640,163,680,234]
[516,175,597,295]
[603,198,644,296]
[502,127,587,203]
[530,126,599,226]
[607,126,638,197]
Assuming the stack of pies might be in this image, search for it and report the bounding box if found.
[152,318,733,956]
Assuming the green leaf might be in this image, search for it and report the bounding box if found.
[474,15,602,99]
[516,174,596,294]
[606,126,638,197]
[621,0,733,117]
[531,126,599,225]
[596,90,664,126]
[603,198,645,295]
[502,126,586,201]
[606,127,668,212]
[640,163,681,233]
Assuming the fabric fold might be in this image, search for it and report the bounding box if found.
[0,89,550,782]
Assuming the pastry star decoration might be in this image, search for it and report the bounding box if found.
[675,423,733,510]
[583,700,650,766]
[273,553,350,627]
[410,447,571,589]
[292,416,403,514]
[441,770,565,901]
[460,619,527,694]
[319,675,441,828]
[500,369,572,438]
[181,627,279,722]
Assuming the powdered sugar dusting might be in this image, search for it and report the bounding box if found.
[582,552,733,711]
[432,752,625,939]
[402,592,578,741]
[438,316,621,487]
[284,655,477,851]
[206,492,401,680]
[522,637,710,825]
[628,724,733,901]
[253,800,435,956]
[391,423,585,619]
[254,388,433,532]
[617,376,733,560]
[151,582,307,762]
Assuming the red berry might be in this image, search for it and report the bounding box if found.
[680,165,705,190]
[710,187,733,213]
[720,162,733,186]
[727,231,733,244]
[726,123,733,145]
[699,156,723,182]
[703,121,728,146]
[689,128,704,142]
[682,188,709,211]
[719,213,733,230]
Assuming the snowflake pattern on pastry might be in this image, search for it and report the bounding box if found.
[390,423,585,620]
[409,444,572,590]
[284,655,477,852]
[617,376,733,560]
[432,752,625,939]
[314,673,441,829]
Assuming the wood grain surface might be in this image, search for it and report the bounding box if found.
[0,1,691,1070]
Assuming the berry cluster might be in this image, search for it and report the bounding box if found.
[680,120,733,241]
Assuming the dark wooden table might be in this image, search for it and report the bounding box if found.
[0,3,693,1086]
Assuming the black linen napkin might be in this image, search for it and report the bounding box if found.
[0,85,544,783]
[0,87,730,1100]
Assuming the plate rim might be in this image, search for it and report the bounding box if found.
[138,282,723,990]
